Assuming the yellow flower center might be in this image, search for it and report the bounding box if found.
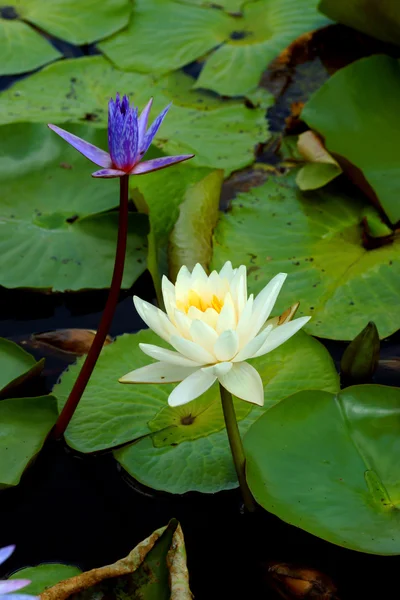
[178,290,223,314]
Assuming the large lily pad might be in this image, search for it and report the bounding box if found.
[54,327,338,493]
[40,520,191,600]
[0,56,269,173]
[0,395,58,488]
[0,123,147,291]
[244,385,400,555]
[9,565,82,595]
[302,55,400,225]
[212,172,400,340]
[319,0,400,46]
[0,337,44,395]
[0,18,61,76]
[99,0,329,96]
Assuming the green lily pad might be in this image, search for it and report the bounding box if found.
[177,0,246,12]
[0,56,269,173]
[99,0,329,96]
[54,327,338,493]
[0,18,61,76]
[0,395,58,488]
[302,55,400,225]
[319,0,400,46]
[9,565,82,595]
[39,520,191,600]
[211,172,400,340]
[12,0,130,44]
[0,123,147,291]
[168,169,224,281]
[0,337,44,396]
[244,385,400,555]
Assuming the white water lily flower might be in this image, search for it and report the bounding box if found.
[120,262,311,407]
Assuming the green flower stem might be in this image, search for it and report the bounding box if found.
[52,174,130,439]
[219,383,256,512]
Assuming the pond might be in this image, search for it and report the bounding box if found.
[0,1,399,599]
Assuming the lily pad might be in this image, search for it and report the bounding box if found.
[168,169,224,281]
[0,56,269,173]
[211,172,400,340]
[54,327,338,493]
[177,0,246,12]
[0,18,61,76]
[40,520,191,600]
[302,55,400,225]
[244,385,400,555]
[0,337,44,396]
[0,123,147,291]
[9,565,82,595]
[99,0,329,96]
[319,0,400,46]
[0,395,58,488]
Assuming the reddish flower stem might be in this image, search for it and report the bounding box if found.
[52,174,130,439]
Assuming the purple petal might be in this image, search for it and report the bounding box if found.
[120,95,129,114]
[108,103,138,170]
[130,154,194,175]
[139,103,171,158]
[137,98,153,149]
[0,594,38,600]
[48,125,112,168]
[0,546,15,566]
[0,581,30,594]
[92,168,126,178]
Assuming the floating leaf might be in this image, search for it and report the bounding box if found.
[177,0,245,12]
[100,0,329,97]
[0,123,147,291]
[244,385,400,554]
[212,172,400,340]
[9,565,82,595]
[296,130,342,191]
[0,56,269,173]
[0,18,61,76]
[0,337,44,395]
[54,328,338,493]
[40,520,191,600]
[0,395,57,488]
[302,55,400,225]
[30,329,113,356]
[319,0,400,46]
[169,169,224,281]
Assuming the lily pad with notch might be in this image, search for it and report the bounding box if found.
[0,123,147,291]
[211,171,400,340]
[244,384,400,554]
[54,327,338,493]
[0,56,269,173]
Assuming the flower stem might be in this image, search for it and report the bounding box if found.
[52,175,130,439]
[219,384,256,513]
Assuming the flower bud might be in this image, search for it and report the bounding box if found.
[340,321,380,385]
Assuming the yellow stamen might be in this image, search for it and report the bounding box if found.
[179,290,224,314]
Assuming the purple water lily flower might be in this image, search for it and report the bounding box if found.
[48,95,194,178]
[0,546,37,600]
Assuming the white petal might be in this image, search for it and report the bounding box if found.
[233,324,273,362]
[249,273,287,337]
[134,296,178,342]
[218,261,235,281]
[139,343,202,367]
[229,265,247,316]
[253,316,311,357]
[219,362,264,406]
[190,320,218,355]
[161,276,176,320]
[170,335,215,364]
[202,362,233,377]
[235,294,254,347]
[168,369,217,407]
[191,263,208,282]
[174,309,192,339]
[214,329,239,361]
[202,307,219,329]
[119,362,198,383]
[216,292,236,334]
[175,265,191,296]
